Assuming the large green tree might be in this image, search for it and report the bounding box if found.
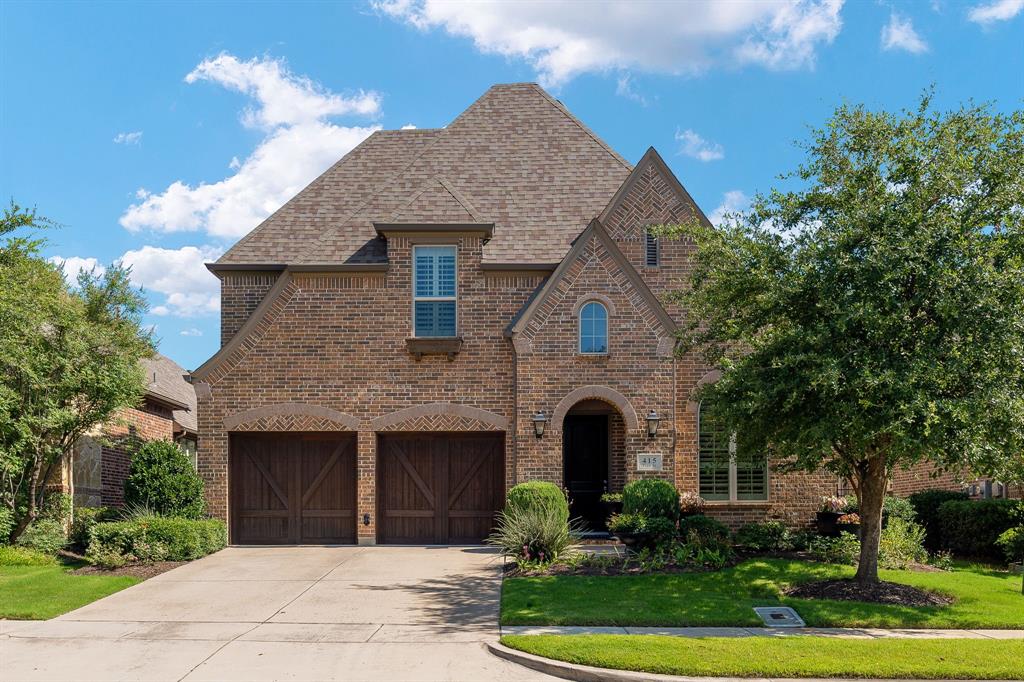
[0,203,154,542]
[664,95,1024,583]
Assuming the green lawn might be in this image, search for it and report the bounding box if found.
[0,564,140,620]
[501,558,1024,628]
[501,635,1024,680]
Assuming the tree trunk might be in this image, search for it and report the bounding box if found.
[854,453,888,584]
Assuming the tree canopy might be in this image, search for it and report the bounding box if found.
[0,202,154,542]
[663,94,1024,582]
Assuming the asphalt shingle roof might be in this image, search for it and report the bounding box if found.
[216,83,632,267]
[141,353,197,433]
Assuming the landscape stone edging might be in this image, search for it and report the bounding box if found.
[485,641,1011,682]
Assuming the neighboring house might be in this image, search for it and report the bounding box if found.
[887,464,1021,500]
[192,82,844,546]
[68,353,197,507]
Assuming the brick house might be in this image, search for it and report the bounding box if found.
[192,83,841,546]
[70,354,198,507]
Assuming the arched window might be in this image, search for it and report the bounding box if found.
[578,301,608,354]
[698,403,768,502]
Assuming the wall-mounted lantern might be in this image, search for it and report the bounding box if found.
[532,411,548,438]
[646,410,660,438]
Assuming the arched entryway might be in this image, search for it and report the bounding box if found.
[562,399,626,533]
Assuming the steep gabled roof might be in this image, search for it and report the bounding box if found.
[141,353,197,433]
[215,84,632,268]
[506,218,677,339]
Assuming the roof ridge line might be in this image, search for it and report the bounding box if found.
[437,176,484,222]
[529,84,632,171]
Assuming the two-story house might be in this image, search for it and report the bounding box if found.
[191,83,837,545]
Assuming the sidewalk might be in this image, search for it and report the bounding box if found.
[501,625,1024,639]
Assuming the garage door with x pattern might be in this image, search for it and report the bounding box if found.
[378,432,504,544]
[230,433,357,544]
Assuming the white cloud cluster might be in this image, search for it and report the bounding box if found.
[120,54,381,239]
[48,255,106,279]
[120,245,224,317]
[968,0,1024,24]
[113,131,143,145]
[375,0,844,86]
[675,129,725,162]
[708,190,750,226]
[881,13,928,54]
[180,328,203,337]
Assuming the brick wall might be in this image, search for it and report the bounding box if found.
[97,400,175,506]
[221,272,279,346]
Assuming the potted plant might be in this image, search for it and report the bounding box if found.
[816,495,849,537]
[600,492,623,520]
[678,491,706,518]
[835,512,861,537]
[608,512,647,549]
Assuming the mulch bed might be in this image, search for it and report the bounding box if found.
[786,579,954,607]
[70,560,187,580]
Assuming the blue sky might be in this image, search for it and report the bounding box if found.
[2,0,1022,369]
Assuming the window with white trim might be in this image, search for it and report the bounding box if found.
[578,301,608,354]
[413,245,456,337]
[645,229,659,267]
[698,403,767,501]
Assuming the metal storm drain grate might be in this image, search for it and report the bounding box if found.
[753,606,805,627]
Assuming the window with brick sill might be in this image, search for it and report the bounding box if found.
[698,402,768,502]
[579,301,608,355]
[413,245,457,338]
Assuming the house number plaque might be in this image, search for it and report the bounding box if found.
[636,453,663,472]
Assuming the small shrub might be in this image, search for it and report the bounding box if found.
[908,489,970,549]
[608,514,676,551]
[608,512,646,535]
[678,491,706,515]
[644,516,677,550]
[87,516,226,567]
[70,506,118,549]
[734,521,793,552]
[935,499,1022,559]
[790,530,818,551]
[124,440,206,519]
[879,518,928,569]
[929,550,955,571]
[0,545,59,566]
[808,532,860,564]
[487,502,578,564]
[673,541,732,570]
[622,479,679,520]
[996,526,1024,564]
[39,493,72,523]
[506,481,570,523]
[677,515,731,547]
[843,495,917,524]
[16,519,67,555]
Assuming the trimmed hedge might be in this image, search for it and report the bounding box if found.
[70,506,118,549]
[87,516,226,567]
[124,440,206,519]
[506,482,569,523]
[678,514,731,546]
[622,479,679,520]
[907,489,970,550]
[935,499,1023,559]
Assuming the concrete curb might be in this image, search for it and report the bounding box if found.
[485,641,1008,682]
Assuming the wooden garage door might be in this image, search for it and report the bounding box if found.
[378,433,504,544]
[230,433,357,545]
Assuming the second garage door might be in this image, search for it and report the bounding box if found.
[230,433,357,545]
[377,432,504,544]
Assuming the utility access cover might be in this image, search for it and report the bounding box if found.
[753,606,805,627]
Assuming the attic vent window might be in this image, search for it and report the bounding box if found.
[645,230,660,267]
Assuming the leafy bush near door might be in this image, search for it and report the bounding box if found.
[487,500,580,566]
[123,440,206,519]
[622,479,679,520]
[86,516,226,567]
[505,481,570,524]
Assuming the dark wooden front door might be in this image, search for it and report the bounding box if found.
[377,433,504,544]
[563,415,609,532]
[230,433,357,544]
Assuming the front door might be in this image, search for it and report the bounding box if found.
[563,415,609,532]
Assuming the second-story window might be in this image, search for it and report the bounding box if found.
[413,245,456,337]
[578,301,608,354]
[645,229,660,267]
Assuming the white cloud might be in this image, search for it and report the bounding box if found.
[48,255,106,278]
[675,129,725,162]
[375,0,844,87]
[119,245,223,317]
[120,54,382,238]
[615,74,649,106]
[180,328,203,337]
[881,13,928,53]
[967,0,1024,24]
[708,190,750,226]
[113,131,143,145]
[400,123,418,130]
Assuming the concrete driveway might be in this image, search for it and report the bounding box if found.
[0,546,553,682]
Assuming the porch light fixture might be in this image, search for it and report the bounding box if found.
[646,410,660,438]
[532,411,548,438]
